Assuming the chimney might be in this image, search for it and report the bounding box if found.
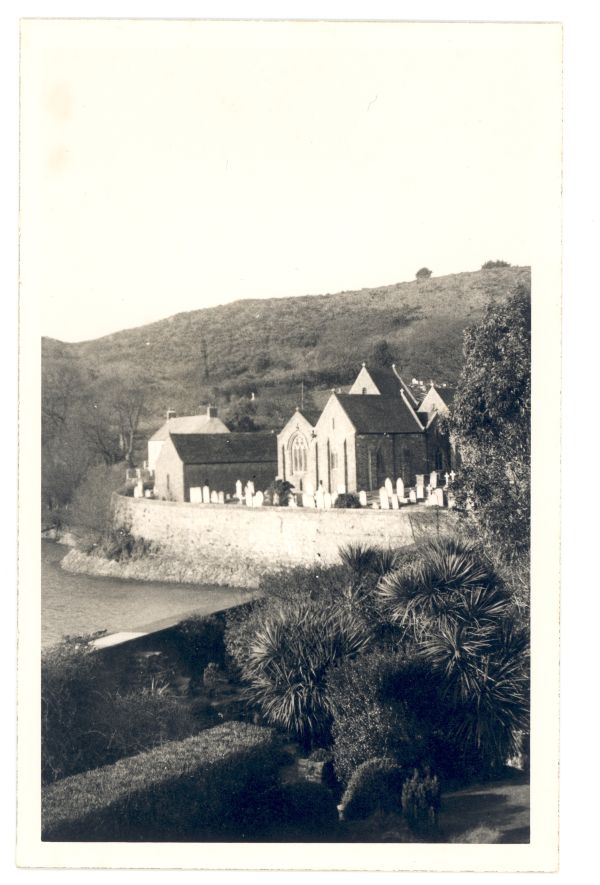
[166,409,176,421]
[206,404,218,418]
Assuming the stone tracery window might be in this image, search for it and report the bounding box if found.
[290,433,308,473]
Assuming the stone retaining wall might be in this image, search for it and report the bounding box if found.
[112,493,455,569]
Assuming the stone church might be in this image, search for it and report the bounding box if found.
[277,364,454,495]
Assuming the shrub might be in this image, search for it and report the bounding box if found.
[328,650,437,785]
[416,267,432,279]
[401,768,441,833]
[42,636,198,783]
[42,722,281,841]
[70,463,130,533]
[481,259,511,269]
[239,601,372,748]
[266,478,294,506]
[339,543,379,576]
[338,757,406,821]
[334,493,361,509]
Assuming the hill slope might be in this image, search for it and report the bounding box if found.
[43,265,530,434]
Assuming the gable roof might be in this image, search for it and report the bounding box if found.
[364,367,402,397]
[334,394,425,434]
[168,432,277,465]
[150,414,229,441]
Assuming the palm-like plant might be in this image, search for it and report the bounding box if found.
[241,601,371,747]
[338,543,379,576]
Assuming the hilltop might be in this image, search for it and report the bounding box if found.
[43,265,530,436]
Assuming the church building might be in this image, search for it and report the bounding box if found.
[277,364,454,494]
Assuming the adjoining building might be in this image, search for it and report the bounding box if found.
[147,405,229,471]
[154,431,278,502]
[277,364,455,494]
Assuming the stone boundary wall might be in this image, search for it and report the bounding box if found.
[112,493,455,569]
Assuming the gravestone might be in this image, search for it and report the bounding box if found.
[337,483,346,495]
[433,488,444,507]
[416,475,425,499]
[447,491,456,509]
[359,490,368,507]
[245,489,253,507]
[379,487,390,509]
[396,478,405,499]
[254,490,264,507]
[235,480,243,500]
[450,470,456,483]
[315,488,325,509]
[218,491,225,504]
[144,489,153,498]
[189,487,203,504]
[409,489,417,504]
[391,494,399,510]
[305,481,315,497]
[247,481,255,496]
[202,485,210,503]
[430,471,438,489]
[210,490,219,504]
[384,477,393,498]
[324,492,333,509]
[134,483,144,498]
[444,472,450,487]
[302,493,313,508]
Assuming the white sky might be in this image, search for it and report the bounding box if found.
[20,20,561,342]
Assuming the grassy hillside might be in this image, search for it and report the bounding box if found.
[43,265,530,436]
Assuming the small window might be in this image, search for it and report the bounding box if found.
[362,387,367,395]
[330,450,339,469]
[166,474,170,489]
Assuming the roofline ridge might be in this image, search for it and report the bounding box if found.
[400,388,426,430]
[391,364,419,405]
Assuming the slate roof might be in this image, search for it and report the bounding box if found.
[168,432,277,465]
[150,414,229,441]
[334,394,425,433]
[364,368,402,397]
[297,408,321,427]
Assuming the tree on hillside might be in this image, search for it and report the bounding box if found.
[369,339,395,369]
[481,259,511,269]
[415,267,432,280]
[448,283,530,563]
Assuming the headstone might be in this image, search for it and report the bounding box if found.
[384,477,394,498]
[337,483,346,495]
[396,478,405,499]
[416,475,425,499]
[409,489,417,504]
[134,483,144,498]
[315,488,325,509]
[391,494,399,510]
[218,491,225,504]
[235,480,243,500]
[254,490,264,507]
[359,490,367,507]
[379,487,390,509]
[430,471,438,488]
[444,472,450,487]
[447,492,456,509]
[433,488,444,507]
[450,470,456,484]
[189,487,203,504]
[245,488,253,507]
[202,485,210,503]
[210,490,219,504]
[247,481,255,496]
[144,489,153,498]
[305,481,315,497]
[302,492,314,508]
[324,492,333,509]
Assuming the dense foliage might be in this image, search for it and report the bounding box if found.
[448,283,531,563]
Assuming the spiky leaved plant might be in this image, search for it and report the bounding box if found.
[338,543,379,577]
[240,600,371,748]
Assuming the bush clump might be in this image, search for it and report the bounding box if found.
[401,768,441,833]
[338,757,406,821]
[42,636,198,783]
[334,493,361,509]
[481,259,511,269]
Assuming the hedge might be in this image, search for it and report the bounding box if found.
[42,722,282,841]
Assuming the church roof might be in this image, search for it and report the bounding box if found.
[168,432,277,465]
[150,414,229,441]
[334,394,425,434]
[364,367,402,397]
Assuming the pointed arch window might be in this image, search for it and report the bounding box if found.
[290,434,308,473]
